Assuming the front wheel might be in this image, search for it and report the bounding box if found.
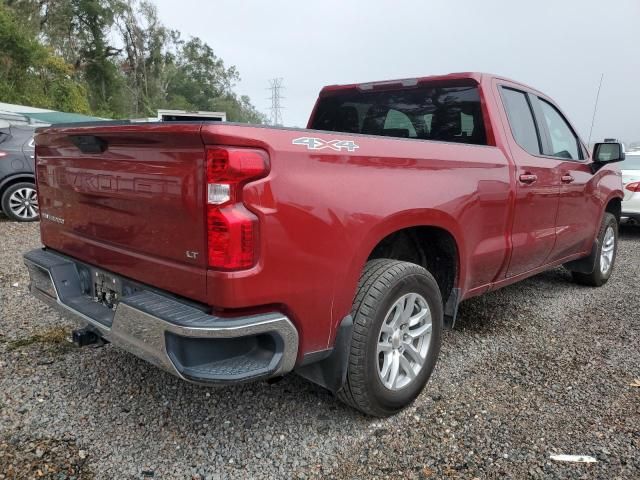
[338,259,443,417]
[569,212,618,286]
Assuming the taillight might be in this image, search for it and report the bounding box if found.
[625,181,640,192]
[206,147,269,270]
[0,151,7,158]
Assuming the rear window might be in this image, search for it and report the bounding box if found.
[0,132,9,144]
[310,84,487,145]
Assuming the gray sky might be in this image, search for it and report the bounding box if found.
[154,0,640,144]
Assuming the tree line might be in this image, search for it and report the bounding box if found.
[0,0,267,122]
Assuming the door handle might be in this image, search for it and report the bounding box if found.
[561,174,575,184]
[519,173,538,184]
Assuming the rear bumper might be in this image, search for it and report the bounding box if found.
[621,208,640,223]
[23,248,298,384]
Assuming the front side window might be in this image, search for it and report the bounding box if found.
[310,84,487,145]
[539,99,581,160]
[500,87,541,155]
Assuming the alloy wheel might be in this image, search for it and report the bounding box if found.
[376,292,433,391]
[8,186,39,220]
[600,226,615,274]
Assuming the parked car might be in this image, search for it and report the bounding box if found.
[24,73,624,416]
[619,152,640,224]
[0,123,38,221]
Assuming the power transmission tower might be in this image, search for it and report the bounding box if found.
[268,78,284,126]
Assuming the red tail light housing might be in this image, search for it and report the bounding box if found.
[206,147,269,270]
[626,181,640,192]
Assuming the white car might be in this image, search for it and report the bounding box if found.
[620,153,640,224]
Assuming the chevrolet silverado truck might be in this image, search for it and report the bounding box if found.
[24,72,625,416]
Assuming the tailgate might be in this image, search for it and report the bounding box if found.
[35,123,208,302]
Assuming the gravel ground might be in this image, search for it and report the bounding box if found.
[1,215,638,479]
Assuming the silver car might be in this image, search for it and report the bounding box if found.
[620,153,640,224]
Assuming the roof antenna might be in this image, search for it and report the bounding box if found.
[587,73,604,147]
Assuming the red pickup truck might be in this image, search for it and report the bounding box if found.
[25,72,624,416]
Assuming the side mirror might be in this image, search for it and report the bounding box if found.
[593,142,625,163]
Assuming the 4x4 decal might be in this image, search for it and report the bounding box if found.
[292,137,359,152]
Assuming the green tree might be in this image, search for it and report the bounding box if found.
[115,1,267,122]
[66,0,127,115]
[8,0,130,116]
[0,3,90,112]
[164,36,267,122]
[116,0,175,116]
[166,37,237,109]
[2,0,267,123]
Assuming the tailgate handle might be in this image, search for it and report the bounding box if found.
[70,135,107,154]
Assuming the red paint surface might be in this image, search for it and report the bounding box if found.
[35,73,623,359]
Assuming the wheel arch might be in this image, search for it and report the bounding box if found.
[565,199,622,275]
[367,225,460,310]
[336,209,465,334]
[0,173,36,197]
[604,196,622,223]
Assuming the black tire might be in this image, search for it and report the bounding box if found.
[1,182,39,222]
[569,212,618,287]
[338,259,443,417]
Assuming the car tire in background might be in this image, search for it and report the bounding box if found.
[568,212,618,287]
[1,182,39,222]
[338,259,443,417]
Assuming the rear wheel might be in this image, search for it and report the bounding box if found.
[1,182,39,222]
[338,259,443,417]
[569,212,618,286]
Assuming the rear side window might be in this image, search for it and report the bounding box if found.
[500,88,541,155]
[310,84,487,145]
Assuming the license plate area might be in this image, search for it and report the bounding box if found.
[92,270,123,310]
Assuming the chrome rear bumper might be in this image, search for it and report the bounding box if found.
[23,248,299,384]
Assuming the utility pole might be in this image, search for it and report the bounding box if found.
[268,78,284,126]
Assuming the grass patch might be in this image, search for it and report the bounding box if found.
[6,327,72,353]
